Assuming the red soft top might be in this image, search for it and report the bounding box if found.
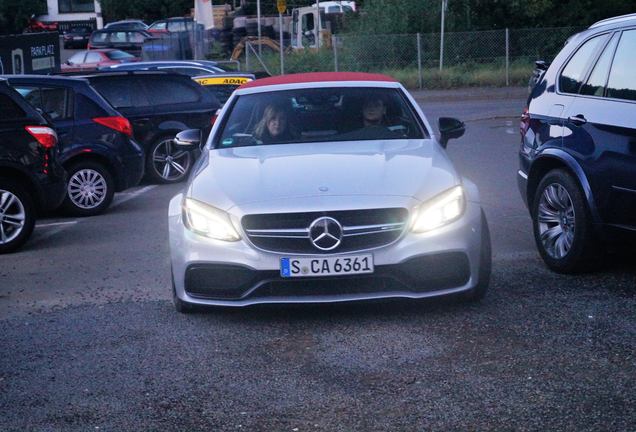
[239,72,398,89]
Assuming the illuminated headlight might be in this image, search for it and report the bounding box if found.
[411,186,465,233]
[182,197,240,241]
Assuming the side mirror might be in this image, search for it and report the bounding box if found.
[175,129,201,150]
[438,117,465,148]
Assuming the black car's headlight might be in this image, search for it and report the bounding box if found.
[182,197,240,241]
[411,186,465,233]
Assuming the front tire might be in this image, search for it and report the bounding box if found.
[0,179,36,254]
[62,161,114,217]
[146,136,192,184]
[532,169,600,273]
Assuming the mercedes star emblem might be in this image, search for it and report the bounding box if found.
[309,217,343,251]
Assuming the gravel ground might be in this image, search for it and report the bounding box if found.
[1,258,635,431]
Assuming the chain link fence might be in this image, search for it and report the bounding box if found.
[232,26,582,89]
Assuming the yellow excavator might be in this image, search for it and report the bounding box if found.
[230,6,337,61]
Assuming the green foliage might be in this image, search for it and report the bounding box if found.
[346,0,441,34]
[345,0,636,34]
[0,0,46,34]
[95,0,635,32]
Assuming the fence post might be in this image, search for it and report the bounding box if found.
[279,12,284,75]
[193,25,199,60]
[332,35,338,72]
[417,33,423,90]
[246,40,250,71]
[439,0,446,71]
[505,28,510,86]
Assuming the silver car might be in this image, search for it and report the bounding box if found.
[168,72,491,312]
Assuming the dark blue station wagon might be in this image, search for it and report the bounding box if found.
[519,13,636,273]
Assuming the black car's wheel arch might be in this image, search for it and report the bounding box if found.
[0,166,44,212]
[140,122,188,153]
[527,151,600,225]
[62,152,124,191]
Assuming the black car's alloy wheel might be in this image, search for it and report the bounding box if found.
[62,161,114,216]
[532,169,600,273]
[0,179,35,254]
[147,136,192,184]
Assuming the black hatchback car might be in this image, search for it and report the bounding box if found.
[62,26,92,49]
[0,79,66,253]
[520,13,636,273]
[85,71,220,183]
[6,75,145,216]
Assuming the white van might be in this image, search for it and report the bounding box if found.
[311,1,356,14]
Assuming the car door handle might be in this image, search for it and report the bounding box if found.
[568,115,587,126]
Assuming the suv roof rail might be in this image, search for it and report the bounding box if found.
[589,13,636,29]
[76,70,180,79]
[60,70,172,77]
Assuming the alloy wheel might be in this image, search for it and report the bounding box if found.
[537,183,576,259]
[152,138,191,182]
[68,168,108,210]
[0,189,26,245]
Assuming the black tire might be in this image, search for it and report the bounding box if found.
[0,179,36,254]
[531,169,601,273]
[263,25,274,39]
[222,16,234,31]
[233,27,247,38]
[145,135,193,184]
[246,23,258,37]
[62,161,115,217]
[464,209,492,301]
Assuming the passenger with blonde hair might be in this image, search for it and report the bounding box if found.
[253,104,294,143]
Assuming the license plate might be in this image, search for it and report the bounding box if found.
[73,36,83,40]
[280,254,374,278]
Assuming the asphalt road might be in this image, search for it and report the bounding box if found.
[1,92,634,431]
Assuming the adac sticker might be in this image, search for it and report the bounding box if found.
[196,77,251,86]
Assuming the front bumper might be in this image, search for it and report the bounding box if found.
[169,192,487,307]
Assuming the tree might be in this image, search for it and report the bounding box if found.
[0,0,47,34]
[344,0,636,34]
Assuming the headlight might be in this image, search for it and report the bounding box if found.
[182,198,240,241]
[411,186,465,233]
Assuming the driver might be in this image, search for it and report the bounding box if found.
[362,96,387,127]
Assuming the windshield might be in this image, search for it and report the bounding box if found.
[106,50,135,60]
[215,87,426,148]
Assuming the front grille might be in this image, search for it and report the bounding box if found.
[242,208,409,254]
[184,253,470,301]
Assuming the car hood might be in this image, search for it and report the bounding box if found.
[189,139,459,211]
